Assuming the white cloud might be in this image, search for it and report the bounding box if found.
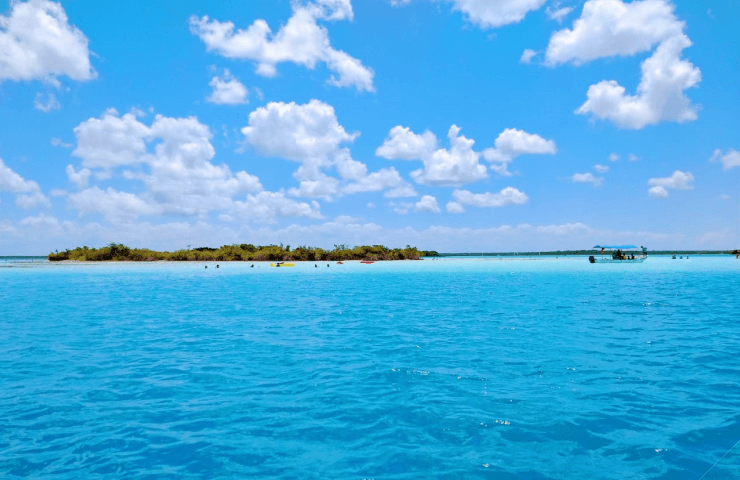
[243,100,357,164]
[378,125,555,183]
[482,128,557,176]
[415,195,441,213]
[571,172,603,186]
[628,153,639,161]
[73,109,152,169]
[66,164,91,188]
[189,0,374,91]
[520,49,539,64]
[232,191,323,222]
[593,164,609,173]
[608,152,620,162]
[0,157,50,208]
[576,34,701,129]
[452,187,528,207]
[67,109,280,222]
[446,201,465,213]
[711,149,740,171]
[376,126,437,160]
[0,0,95,86]
[545,0,684,66]
[34,92,60,112]
[67,187,157,223]
[647,170,693,197]
[545,5,574,23]
[207,69,248,105]
[243,100,413,199]
[50,189,67,197]
[436,0,548,29]
[545,0,700,129]
[377,125,487,186]
[648,186,668,198]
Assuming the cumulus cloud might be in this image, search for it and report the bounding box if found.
[0,157,50,208]
[545,0,700,129]
[189,0,374,91]
[575,35,701,129]
[571,172,603,186]
[446,201,464,213]
[647,170,693,197]
[243,100,413,199]
[546,0,684,65]
[415,195,441,213]
[593,164,609,173]
[375,126,437,160]
[378,125,555,183]
[243,100,357,163]
[648,186,668,198]
[207,69,248,105]
[482,128,557,176]
[608,152,620,162]
[711,149,740,171]
[34,92,60,112]
[377,125,486,186]
[65,109,311,223]
[232,191,323,222]
[452,187,528,207]
[0,0,95,86]
[66,164,91,188]
[436,0,548,29]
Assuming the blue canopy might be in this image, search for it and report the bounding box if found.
[593,245,637,249]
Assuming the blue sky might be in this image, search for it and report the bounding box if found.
[0,0,738,254]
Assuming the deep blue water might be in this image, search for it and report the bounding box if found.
[1,257,739,479]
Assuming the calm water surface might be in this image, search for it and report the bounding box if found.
[1,257,739,479]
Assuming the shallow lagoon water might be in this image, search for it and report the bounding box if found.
[1,257,739,479]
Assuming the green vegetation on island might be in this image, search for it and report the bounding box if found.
[48,243,438,262]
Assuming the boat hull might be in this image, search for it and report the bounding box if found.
[590,257,646,264]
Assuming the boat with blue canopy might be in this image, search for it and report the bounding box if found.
[589,245,647,264]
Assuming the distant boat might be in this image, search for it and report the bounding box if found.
[336,261,343,264]
[360,260,374,264]
[270,262,295,267]
[589,245,647,264]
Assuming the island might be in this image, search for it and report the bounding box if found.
[48,243,439,262]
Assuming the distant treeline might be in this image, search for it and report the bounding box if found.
[48,243,438,262]
[440,250,736,256]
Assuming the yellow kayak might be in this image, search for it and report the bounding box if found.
[270,262,295,267]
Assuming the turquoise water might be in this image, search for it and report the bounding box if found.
[1,257,739,479]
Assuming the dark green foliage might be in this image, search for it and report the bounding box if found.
[48,243,426,262]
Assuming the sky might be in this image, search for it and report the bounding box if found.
[0,0,738,254]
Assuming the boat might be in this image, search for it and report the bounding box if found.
[270,262,295,267]
[360,260,375,264]
[589,245,647,264]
